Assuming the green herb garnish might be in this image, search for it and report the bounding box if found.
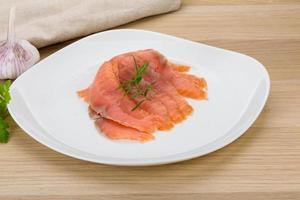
[144,81,155,98]
[0,117,9,143]
[0,80,11,143]
[118,57,155,111]
[131,99,146,111]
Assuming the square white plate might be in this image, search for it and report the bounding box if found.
[8,29,270,166]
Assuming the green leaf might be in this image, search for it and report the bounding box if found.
[0,80,11,119]
[137,63,149,77]
[0,117,9,143]
[135,76,142,85]
[132,62,148,85]
[0,80,11,143]
[144,82,155,97]
[132,56,139,72]
[131,99,146,111]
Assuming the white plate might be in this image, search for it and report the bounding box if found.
[8,29,270,166]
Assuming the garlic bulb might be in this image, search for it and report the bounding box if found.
[0,7,40,79]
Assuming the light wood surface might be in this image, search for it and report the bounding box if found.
[1,0,300,199]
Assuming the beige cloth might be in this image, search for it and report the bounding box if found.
[0,0,181,48]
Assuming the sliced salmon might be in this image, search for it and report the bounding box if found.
[115,54,185,126]
[151,79,190,123]
[114,55,175,129]
[77,49,207,142]
[170,63,190,72]
[77,88,89,102]
[89,105,154,142]
[170,72,208,99]
[85,60,161,133]
[132,94,174,130]
[123,51,194,119]
[132,49,207,99]
[114,50,196,124]
[96,116,154,142]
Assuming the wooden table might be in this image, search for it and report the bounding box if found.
[1,1,300,199]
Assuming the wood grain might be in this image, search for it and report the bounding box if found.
[1,0,300,199]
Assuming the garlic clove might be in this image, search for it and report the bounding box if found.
[0,40,40,79]
[0,6,40,80]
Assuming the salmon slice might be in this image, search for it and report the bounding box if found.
[77,88,89,102]
[114,55,175,129]
[132,95,174,130]
[115,54,186,126]
[88,106,154,141]
[77,49,207,142]
[133,49,207,100]
[170,72,208,100]
[96,117,154,142]
[156,79,193,117]
[170,63,190,72]
[154,92,184,123]
[86,60,160,133]
[115,51,195,123]
[165,89,194,117]
[134,54,194,119]
[178,73,207,88]
[151,80,191,123]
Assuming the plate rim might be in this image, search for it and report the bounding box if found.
[8,29,271,166]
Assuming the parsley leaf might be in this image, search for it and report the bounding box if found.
[0,80,11,143]
[0,80,11,118]
[0,117,9,143]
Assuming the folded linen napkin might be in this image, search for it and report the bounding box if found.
[0,0,181,48]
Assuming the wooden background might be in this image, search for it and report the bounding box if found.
[1,0,300,199]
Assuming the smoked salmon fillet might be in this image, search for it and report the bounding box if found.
[85,60,161,133]
[88,106,154,142]
[78,49,207,142]
[96,117,154,142]
[170,63,190,72]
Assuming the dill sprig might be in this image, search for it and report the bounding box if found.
[118,57,155,111]
[131,99,146,111]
